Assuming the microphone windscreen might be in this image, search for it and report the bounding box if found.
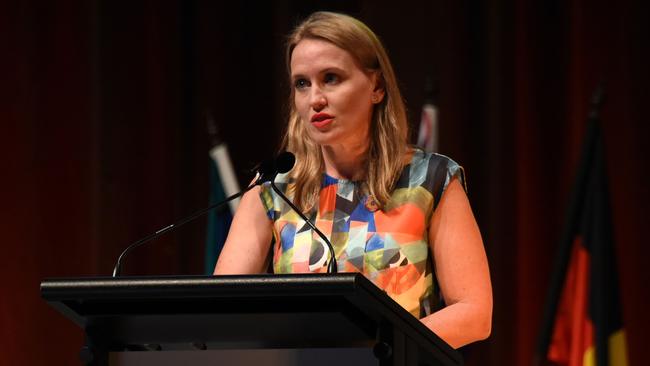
[276,152,296,174]
[258,158,275,176]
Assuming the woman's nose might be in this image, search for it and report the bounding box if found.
[309,87,327,111]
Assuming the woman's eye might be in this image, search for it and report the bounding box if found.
[294,78,309,89]
[324,73,339,84]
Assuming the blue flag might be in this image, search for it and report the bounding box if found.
[204,141,240,274]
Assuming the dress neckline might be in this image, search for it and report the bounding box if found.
[322,148,422,184]
[323,172,360,184]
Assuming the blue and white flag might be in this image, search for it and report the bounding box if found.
[204,116,240,274]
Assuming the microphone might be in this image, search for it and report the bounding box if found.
[255,151,295,184]
[111,152,292,277]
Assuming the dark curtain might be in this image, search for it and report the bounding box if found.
[2,0,647,365]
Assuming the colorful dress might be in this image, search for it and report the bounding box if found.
[259,149,465,318]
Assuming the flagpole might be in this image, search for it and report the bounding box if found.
[533,86,604,365]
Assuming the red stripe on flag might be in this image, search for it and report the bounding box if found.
[547,237,594,366]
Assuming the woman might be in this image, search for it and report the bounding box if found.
[215,11,492,349]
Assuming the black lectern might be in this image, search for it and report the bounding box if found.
[41,273,462,366]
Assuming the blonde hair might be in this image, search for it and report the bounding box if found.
[283,11,409,212]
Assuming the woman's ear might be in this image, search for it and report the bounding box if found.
[371,72,386,104]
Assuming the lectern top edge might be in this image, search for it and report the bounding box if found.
[41,273,367,301]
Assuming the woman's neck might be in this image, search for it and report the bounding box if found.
[321,143,368,181]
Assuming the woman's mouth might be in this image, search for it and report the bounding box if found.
[311,113,334,128]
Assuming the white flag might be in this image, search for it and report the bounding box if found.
[417,101,438,153]
[209,143,240,214]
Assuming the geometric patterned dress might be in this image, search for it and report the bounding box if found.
[259,149,465,318]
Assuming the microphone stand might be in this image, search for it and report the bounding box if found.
[112,181,257,277]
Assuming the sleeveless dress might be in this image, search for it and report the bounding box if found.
[259,149,466,318]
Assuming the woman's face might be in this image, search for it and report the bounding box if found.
[290,38,383,149]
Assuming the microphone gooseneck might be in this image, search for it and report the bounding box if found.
[269,181,338,273]
[111,182,257,277]
[111,151,337,276]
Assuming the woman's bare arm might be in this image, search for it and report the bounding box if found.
[213,185,274,274]
[420,178,493,348]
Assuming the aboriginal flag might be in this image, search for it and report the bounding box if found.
[535,103,628,365]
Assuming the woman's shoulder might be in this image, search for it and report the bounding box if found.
[400,148,467,204]
[408,148,457,168]
[260,172,294,195]
[407,148,463,178]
